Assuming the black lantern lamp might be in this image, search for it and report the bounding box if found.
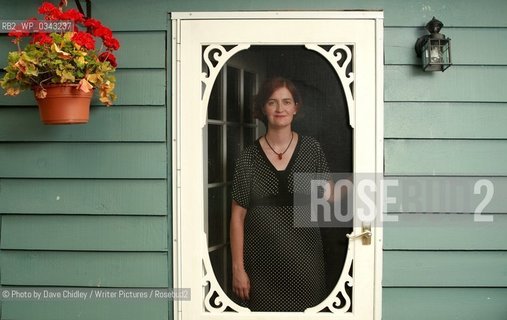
[415,17,452,72]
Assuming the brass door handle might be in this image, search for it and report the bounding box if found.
[346,226,372,245]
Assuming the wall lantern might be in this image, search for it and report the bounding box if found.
[414,17,452,72]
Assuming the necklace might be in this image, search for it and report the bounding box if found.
[264,132,294,160]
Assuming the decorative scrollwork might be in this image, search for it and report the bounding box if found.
[201,43,355,314]
[304,241,353,313]
[202,228,353,314]
[200,44,251,125]
[305,44,355,128]
[202,232,251,313]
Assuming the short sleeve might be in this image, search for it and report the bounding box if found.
[316,143,330,177]
[231,146,254,209]
[310,137,331,180]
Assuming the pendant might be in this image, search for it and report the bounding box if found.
[278,154,283,160]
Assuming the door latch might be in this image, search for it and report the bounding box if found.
[346,225,372,245]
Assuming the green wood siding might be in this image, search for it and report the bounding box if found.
[0,71,166,107]
[1,0,506,319]
[0,143,166,178]
[385,140,507,176]
[115,32,166,68]
[1,215,168,251]
[384,214,507,250]
[0,1,171,319]
[386,66,507,102]
[383,288,507,320]
[167,0,507,28]
[2,301,169,320]
[0,179,166,214]
[385,102,507,139]
[384,251,507,286]
[380,0,507,319]
[2,251,168,287]
[0,107,166,142]
[385,28,507,66]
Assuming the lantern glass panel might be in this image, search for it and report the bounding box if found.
[421,38,451,71]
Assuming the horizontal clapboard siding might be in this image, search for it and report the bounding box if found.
[0,106,166,142]
[383,288,507,320]
[384,214,507,250]
[2,300,169,320]
[0,143,167,178]
[0,0,171,31]
[385,102,507,139]
[0,69,166,106]
[0,1,171,319]
[385,27,507,66]
[115,32,166,68]
[384,251,507,287]
[0,179,167,215]
[378,0,507,318]
[167,0,507,28]
[384,176,507,213]
[0,31,166,69]
[385,139,507,176]
[1,215,168,251]
[1,251,168,287]
[385,176,507,214]
[385,65,507,102]
[4,0,507,29]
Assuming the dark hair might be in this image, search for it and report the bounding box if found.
[253,77,303,124]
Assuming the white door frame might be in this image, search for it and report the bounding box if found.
[171,11,384,320]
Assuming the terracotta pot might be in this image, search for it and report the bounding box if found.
[34,84,93,125]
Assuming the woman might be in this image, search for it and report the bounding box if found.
[230,77,330,312]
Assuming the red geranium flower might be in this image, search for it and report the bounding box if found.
[8,29,30,38]
[38,2,58,14]
[31,33,53,45]
[38,2,62,20]
[94,26,113,39]
[103,35,120,51]
[60,9,84,23]
[84,18,103,30]
[72,31,95,50]
[98,52,118,68]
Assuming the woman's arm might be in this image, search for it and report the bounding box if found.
[230,200,250,301]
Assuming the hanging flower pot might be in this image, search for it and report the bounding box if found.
[0,1,120,124]
[34,84,93,125]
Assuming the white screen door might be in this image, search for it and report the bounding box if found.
[172,11,384,320]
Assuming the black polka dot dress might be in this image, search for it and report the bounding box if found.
[232,135,329,312]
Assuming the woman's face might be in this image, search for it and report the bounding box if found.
[263,86,298,129]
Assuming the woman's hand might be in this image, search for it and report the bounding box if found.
[232,268,250,301]
[230,201,249,300]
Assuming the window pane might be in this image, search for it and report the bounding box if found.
[209,247,226,290]
[243,127,256,147]
[208,69,224,120]
[208,186,225,247]
[243,71,255,123]
[227,125,241,182]
[226,245,233,296]
[208,124,223,183]
[226,185,232,242]
[226,66,240,123]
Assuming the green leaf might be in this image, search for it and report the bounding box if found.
[25,64,39,77]
[7,51,21,64]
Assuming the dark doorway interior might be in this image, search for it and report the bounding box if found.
[235,45,354,296]
[208,45,354,304]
